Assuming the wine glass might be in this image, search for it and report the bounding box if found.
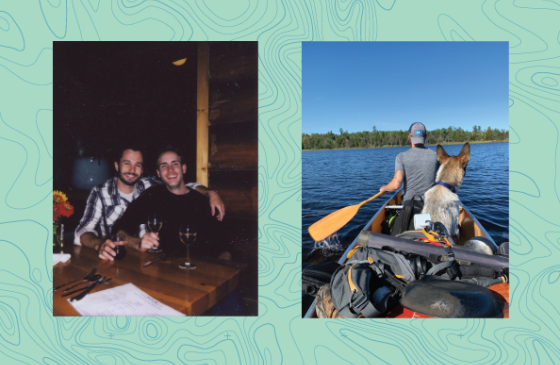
[147,213,163,253]
[179,224,197,270]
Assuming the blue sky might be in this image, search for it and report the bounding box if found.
[302,42,509,134]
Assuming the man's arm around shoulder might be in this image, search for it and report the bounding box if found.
[188,184,226,221]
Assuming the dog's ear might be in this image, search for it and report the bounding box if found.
[436,145,449,163]
[459,142,470,167]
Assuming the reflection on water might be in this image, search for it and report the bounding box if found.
[302,142,509,271]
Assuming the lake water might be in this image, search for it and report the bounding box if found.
[302,142,509,271]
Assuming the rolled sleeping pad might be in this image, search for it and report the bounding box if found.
[357,231,508,272]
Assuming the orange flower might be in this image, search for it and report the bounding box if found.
[53,190,73,221]
[59,201,74,218]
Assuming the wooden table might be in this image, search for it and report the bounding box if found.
[53,245,246,316]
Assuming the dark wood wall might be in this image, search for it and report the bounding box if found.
[207,42,258,222]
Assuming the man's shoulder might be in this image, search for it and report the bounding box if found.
[138,177,152,185]
[188,188,210,202]
[396,149,413,160]
[140,183,166,197]
[399,147,436,158]
[136,177,161,191]
[141,176,165,186]
[90,177,115,194]
[417,147,437,158]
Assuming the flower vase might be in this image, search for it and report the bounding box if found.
[53,223,64,251]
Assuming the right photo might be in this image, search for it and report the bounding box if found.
[302,42,509,318]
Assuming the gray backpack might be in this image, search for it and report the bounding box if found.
[330,247,412,318]
[330,246,505,318]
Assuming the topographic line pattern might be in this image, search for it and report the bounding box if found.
[0,0,557,363]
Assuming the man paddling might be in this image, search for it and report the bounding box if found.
[379,122,439,234]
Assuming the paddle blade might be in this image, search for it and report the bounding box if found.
[308,205,360,242]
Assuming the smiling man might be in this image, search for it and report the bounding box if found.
[111,146,221,256]
[74,146,225,260]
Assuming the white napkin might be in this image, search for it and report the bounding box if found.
[53,253,71,266]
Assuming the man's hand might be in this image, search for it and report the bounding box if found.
[208,191,225,221]
[140,232,159,252]
[98,238,127,261]
[379,186,390,195]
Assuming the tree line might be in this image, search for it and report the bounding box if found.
[302,126,509,150]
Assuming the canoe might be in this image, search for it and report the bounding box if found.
[303,189,509,318]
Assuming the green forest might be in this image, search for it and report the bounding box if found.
[302,126,509,150]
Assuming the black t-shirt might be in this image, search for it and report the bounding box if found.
[112,185,215,253]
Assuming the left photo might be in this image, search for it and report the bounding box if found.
[53,41,258,316]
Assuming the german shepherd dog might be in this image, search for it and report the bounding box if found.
[422,143,470,244]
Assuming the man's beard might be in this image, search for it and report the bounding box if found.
[117,171,139,186]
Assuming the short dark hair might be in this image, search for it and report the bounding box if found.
[116,145,143,163]
[156,145,184,168]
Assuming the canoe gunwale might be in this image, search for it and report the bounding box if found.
[459,201,497,248]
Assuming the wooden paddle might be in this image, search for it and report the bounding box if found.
[308,191,385,242]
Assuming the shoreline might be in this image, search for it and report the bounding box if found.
[302,140,509,152]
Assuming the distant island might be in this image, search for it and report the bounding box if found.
[302,126,509,150]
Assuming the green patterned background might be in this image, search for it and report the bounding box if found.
[0,0,558,363]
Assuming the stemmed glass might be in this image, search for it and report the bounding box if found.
[179,224,197,270]
[147,213,163,253]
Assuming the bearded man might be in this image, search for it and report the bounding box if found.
[74,146,225,260]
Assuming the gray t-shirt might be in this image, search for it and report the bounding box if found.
[395,147,439,202]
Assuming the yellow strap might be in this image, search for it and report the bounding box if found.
[346,245,360,259]
[348,264,358,292]
[422,228,453,246]
[422,228,437,241]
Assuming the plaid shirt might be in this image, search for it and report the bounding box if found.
[74,177,198,245]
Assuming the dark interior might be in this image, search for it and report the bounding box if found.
[54,42,199,229]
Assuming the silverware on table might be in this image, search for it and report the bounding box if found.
[54,268,97,291]
[70,276,110,302]
[62,276,110,298]
[63,274,101,292]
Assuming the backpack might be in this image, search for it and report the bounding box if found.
[329,245,506,318]
[330,247,410,318]
[391,195,424,236]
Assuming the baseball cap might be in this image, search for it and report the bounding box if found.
[409,122,426,144]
